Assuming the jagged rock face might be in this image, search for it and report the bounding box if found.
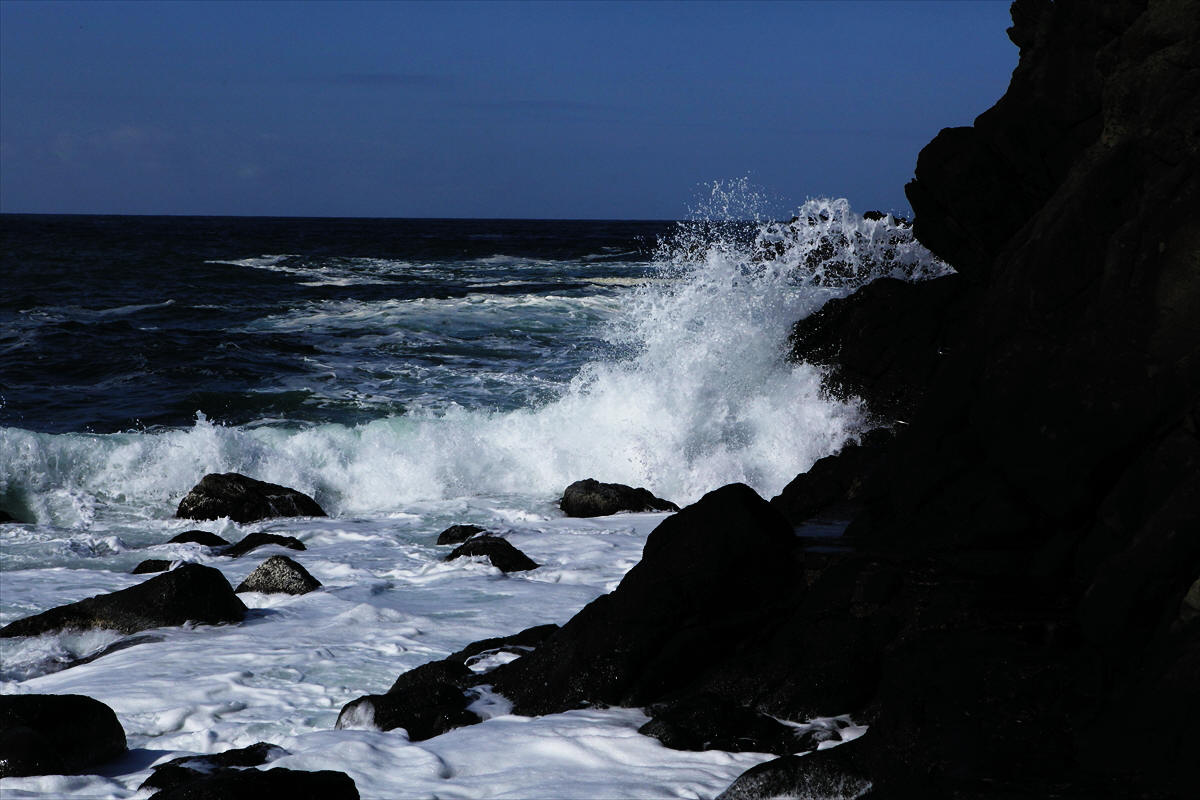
[0,563,246,638]
[740,0,1200,796]
[234,555,321,595]
[175,473,326,524]
[0,694,126,777]
[559,479,679,517]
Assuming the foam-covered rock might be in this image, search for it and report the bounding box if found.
[559,479,679,517]
[0,694,126,777]
[234,555,321,595]
[176,473,325,523]
[0,563,246,638]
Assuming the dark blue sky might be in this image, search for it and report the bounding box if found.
[1,1,1016,219]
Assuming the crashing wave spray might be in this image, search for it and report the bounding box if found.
[0,197,946,525]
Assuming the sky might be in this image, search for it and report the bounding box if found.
[0,1,1017,220]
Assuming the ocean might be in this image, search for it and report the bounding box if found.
[0,199,942,797]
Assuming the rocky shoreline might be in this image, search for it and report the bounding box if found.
[3,1,1197,797]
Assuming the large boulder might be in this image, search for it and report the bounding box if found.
[443,535,538,573]
[176,473,326,524]
[0,694,126,777]
[559,479,679,517]
[0,563,246,638]
[490,484,809,715]
[769,429,893,526]
[234,555,321,595]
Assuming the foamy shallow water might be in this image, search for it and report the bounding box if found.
[0,508,798,798]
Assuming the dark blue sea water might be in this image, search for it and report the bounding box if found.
[1,215,672,434]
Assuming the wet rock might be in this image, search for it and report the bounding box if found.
[490,483,804,715]
[638,693,799,755]
[387,659,475,695]
[131,559,173,575]
[175,473,326,524]
[141,742,288,792]
[0,509,21,524]
[336,682,479,741]
[168,530,230,547]
[436,524,487,545]
[446,623,559,667]
[716,747,872,800]
[146,767,359,799]
[0,694,126,777]
[223,532,306,559]
[0,563,246,638]
[559,478,679,517]
[769,429,893,526]
[234,555,321,595]
[444,535,538,573]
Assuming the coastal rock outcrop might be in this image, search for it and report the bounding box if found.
[722,0,1200,796]
[0,694,126,777]
[637,693,800,755]
[336,683,479,741]
[0,563,246,638]
[234,555,321,594]
[444,535,538,573]
[175,473,326,524]
[559,478,679,517]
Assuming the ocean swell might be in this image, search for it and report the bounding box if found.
[1,199,944,527]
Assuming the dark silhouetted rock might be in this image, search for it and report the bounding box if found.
[0,564,246,638]
[769,429,893,526]
[446,623,559,667]
[444,535,538,573]
[175,473,326,524]
[0,509,21,524]
[140,742,288,792]
[717,0,1200,796]
[559,479,679,517]
[639,693,800,755]
[336,682,478,741]
[132,559,173,575]
[234,555,321,595]
[145,767,358,799]
[168,530,230,547]
[490,484,807,715]
[0,694,126,777]
[436,524,486,545]
[716,747,871,800]
[387,659,475,695]
[223,532,306,559]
